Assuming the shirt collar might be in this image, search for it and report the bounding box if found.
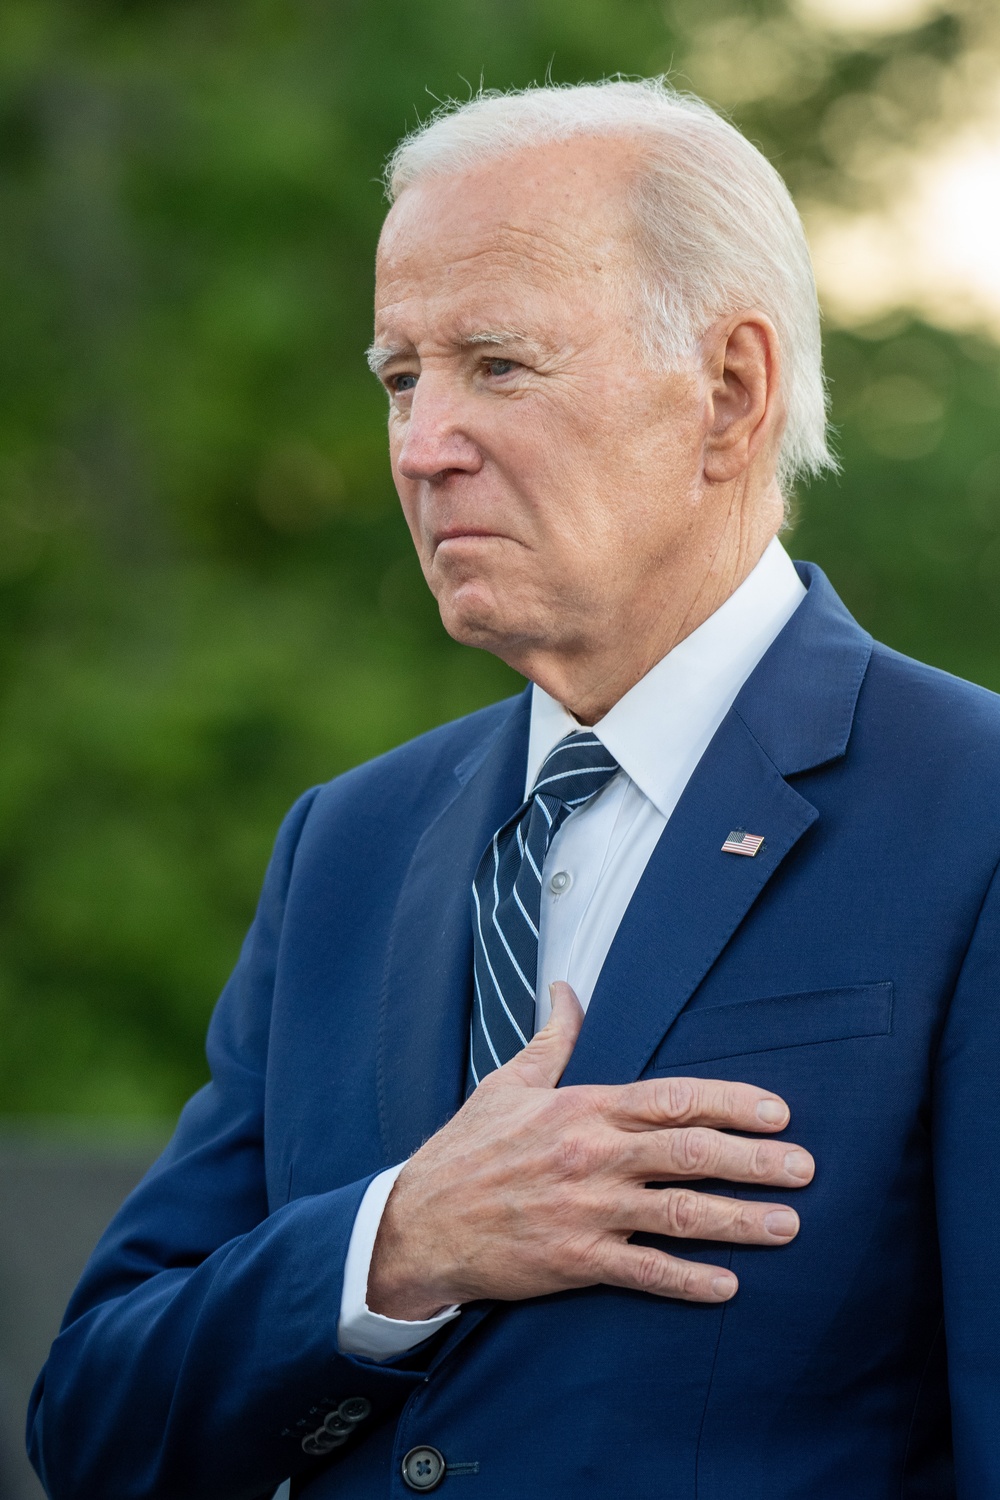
[524,537,806,813]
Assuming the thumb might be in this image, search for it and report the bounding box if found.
[504,981,585,1089]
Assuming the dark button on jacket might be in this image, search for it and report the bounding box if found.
[402,1445,446,1491]
[300,1396,372,1456]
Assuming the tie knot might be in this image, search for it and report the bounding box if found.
[530,730,620,811]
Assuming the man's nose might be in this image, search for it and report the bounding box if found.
[395,382,483,482]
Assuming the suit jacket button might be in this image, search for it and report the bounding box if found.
[323,1412,353,1437]
[302,1430,344,1456]
[338,1396,372,1423]
[402,1446,446,1491]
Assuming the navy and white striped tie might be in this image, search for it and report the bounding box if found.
[467,731,621,1088]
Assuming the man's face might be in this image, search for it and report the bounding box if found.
[372,137,711,680]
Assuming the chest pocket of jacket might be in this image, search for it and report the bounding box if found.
[648,982,893,1071]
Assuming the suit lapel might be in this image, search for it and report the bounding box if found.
[560,710,818,1087]
[376,690,531,1164]
[562,561,873,1088]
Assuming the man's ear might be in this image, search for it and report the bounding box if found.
[702,314,782,484]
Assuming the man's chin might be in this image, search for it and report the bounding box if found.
[436,593,537,659]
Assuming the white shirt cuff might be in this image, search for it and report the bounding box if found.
[337,1163,461,1361]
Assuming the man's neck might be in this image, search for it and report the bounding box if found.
[535,524,781,726]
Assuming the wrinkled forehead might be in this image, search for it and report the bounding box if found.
[374,138,641,322]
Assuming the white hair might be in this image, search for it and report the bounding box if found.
[385,78,834,491]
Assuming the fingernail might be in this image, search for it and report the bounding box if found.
[712,1275,737,1299]
[756,1099,787,1126]
[763,1209,799,1239]
[549,983,557,1000]
[784,1149,813,1180]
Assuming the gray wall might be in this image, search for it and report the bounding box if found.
[0,1128,165,1500]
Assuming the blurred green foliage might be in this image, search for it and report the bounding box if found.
[0,0,998,1116]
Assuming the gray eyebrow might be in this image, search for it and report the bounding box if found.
[459,329,531,350]
[365,328,535,377]
[365,342,398,376]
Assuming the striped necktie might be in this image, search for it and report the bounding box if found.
[467,730,621,1088]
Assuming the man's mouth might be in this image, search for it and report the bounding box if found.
[437,534,503,546]
[434,526,508,547]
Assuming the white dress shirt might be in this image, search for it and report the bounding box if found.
[336,538,806,1360]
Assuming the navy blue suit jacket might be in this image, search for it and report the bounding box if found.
[27,565,1000,1498]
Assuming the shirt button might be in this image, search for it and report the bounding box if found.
[549,870,572,895]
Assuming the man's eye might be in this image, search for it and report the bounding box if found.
[485,358,517,378]
[389,373,417,394]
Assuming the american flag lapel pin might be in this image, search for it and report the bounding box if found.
[722,828,765,858]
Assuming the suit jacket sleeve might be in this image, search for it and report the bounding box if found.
[933,854,1000,1497]
[26,788,426,1500]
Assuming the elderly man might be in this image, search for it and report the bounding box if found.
[28,80,1000,1500]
